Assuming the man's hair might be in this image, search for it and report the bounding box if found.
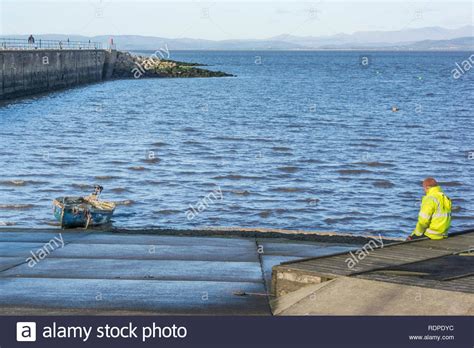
[423,177,438,188]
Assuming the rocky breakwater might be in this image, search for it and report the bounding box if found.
[112,51,232,79]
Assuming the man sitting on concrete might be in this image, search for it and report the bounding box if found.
[407,177,452,241]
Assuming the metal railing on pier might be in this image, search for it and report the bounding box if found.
[0,38,102,50]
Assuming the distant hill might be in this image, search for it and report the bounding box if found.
[316,37,474,50]
[4,26,473,51]
[269,25,473,47]
[390,36,474,50]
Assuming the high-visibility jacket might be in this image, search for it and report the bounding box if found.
[411,186,451,240]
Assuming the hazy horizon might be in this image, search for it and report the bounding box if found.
[3,25,474,40]
[1,1,472,40]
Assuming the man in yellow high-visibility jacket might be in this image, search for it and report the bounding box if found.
[407,177,452,241]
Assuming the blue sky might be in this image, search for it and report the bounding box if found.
[0,1,472,39]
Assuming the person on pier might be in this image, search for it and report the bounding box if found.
[407,177,452,241]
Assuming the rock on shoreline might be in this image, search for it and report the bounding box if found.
[112,51,233,79]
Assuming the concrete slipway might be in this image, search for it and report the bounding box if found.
[0,228,361,315]
[271,230,474,315]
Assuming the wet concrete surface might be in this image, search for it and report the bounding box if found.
[48,243,259,262]
[78,233,255,247]
[256,239,357,257]
[0,229,359,315]
[0,242,51,257]
[0,257,25,272]
[0,278,268,315]
[0,231,87,243]
[2,258,264,283]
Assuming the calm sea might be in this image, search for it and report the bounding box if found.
[0,51,473,237]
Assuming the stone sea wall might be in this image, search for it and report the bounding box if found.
[0,49,107,101]
[0,49,231,101]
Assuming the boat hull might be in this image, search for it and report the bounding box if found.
[53,197,115,228]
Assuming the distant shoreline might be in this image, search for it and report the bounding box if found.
[6,26,472,51]
[130,48,474,52]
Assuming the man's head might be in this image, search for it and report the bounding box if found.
[93,185,104,195]
[422,177,438,193]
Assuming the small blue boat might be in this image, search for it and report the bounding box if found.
[52,186,116,228]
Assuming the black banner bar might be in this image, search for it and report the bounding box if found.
[2,316,472,348]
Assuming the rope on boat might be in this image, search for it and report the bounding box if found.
[60,209,65,228]
[85,209,92,229]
